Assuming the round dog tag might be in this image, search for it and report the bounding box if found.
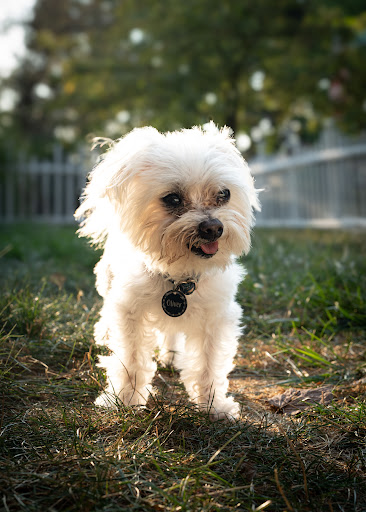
[162,290,187,317]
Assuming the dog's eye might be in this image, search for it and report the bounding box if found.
[162,193,182,208]
[217,189,230,203]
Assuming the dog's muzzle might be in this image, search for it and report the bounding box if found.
[191,218,223,258]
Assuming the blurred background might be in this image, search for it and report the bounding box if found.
[0,0,365,227]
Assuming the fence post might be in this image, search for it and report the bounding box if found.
[40,160,51,219]
[4,162,14,222]
[288,168,299,222]
[53,145,64,222]
[65,154,77,223]
[29,157,39,217]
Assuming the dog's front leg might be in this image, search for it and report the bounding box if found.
[94,299,157,408]
[179,307,241,420]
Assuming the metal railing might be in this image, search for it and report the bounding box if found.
[251,143,366,228]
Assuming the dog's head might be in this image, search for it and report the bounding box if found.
[75,122,260,275]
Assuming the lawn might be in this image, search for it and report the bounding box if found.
[0,224,365,511]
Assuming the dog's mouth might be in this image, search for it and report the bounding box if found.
[190,240,219,258]
[186,219,223,258]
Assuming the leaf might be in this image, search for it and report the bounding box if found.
[267,386,334,415]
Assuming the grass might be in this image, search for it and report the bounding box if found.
[0,224,365,511]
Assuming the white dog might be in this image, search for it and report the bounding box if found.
[75,122,260,420]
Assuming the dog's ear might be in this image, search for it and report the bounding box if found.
[91,126,161,193]
[75,127,161,244]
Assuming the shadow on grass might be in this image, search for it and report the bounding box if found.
[0,224,365,511]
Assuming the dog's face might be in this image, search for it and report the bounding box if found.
[76,123,260,275]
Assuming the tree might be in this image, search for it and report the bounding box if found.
[2,0,365,156]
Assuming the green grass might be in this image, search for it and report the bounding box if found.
[0,224,365,511]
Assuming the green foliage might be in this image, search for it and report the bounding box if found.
[1,0,365,156]
[0,225,365,511]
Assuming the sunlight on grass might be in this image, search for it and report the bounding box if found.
[0,225,365,511]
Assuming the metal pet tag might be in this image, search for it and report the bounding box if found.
[162,290,187,317]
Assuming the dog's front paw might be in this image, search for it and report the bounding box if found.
[95,386,152,409]
[207,397,240,422]
[94,392,120,409]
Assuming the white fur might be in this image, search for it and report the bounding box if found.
[75,122,260,420]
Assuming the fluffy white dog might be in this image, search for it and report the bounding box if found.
[75,122,260,420]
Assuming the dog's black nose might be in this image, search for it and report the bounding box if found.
[198,218,224,241]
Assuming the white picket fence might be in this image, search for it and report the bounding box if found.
[0,146,90,224]
[251,142,366,228]
[1,128,366,228]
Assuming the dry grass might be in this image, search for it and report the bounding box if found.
[0,224,365,511]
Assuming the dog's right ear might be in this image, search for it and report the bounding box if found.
[85,126,161,200]
[75,126,161,244]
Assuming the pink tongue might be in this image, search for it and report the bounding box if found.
[200,241,219,255]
